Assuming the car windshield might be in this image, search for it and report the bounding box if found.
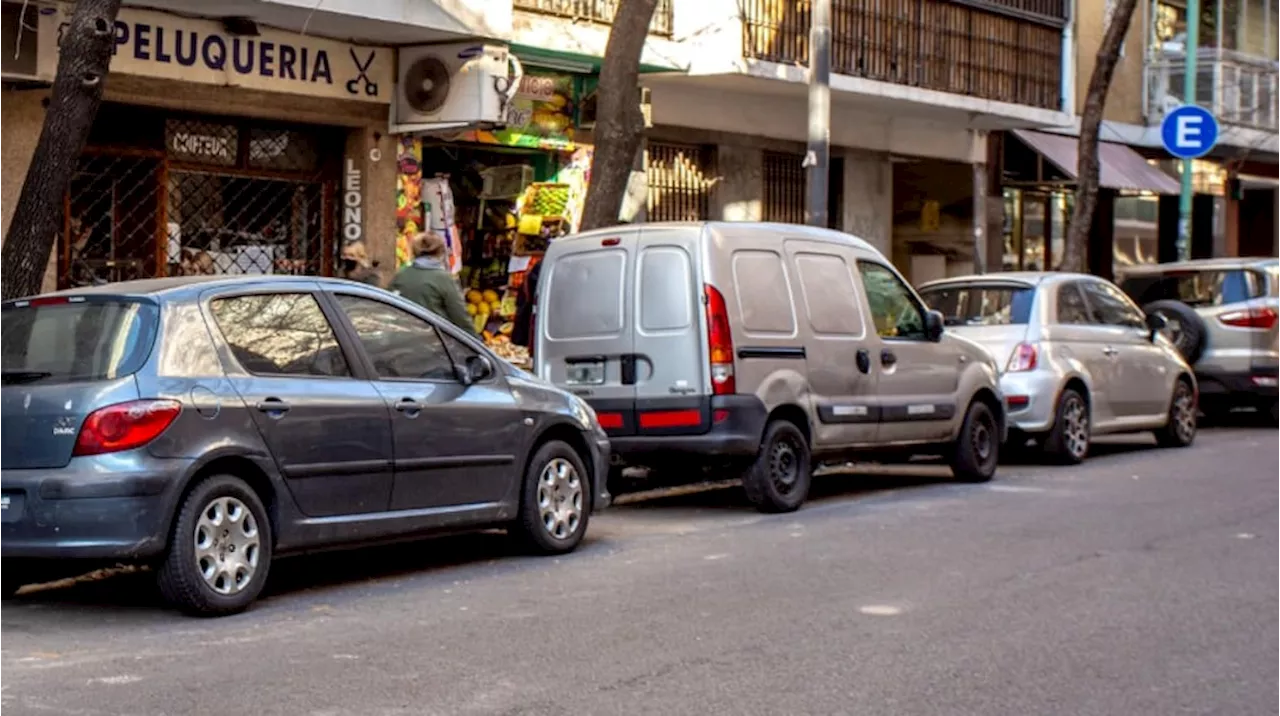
[1119,269,1263,307]
[919,285,1034,326]
[1,297,158,386]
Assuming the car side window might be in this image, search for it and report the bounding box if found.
[856,261,926,340]
[335,294,456,381]
[210,293,350,377]
[1081,281,1146,328]
[1056,283,1092,325]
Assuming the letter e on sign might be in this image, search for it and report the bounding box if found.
[1160,105,1219,160]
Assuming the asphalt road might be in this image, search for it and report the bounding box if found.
[3,426,1277,716]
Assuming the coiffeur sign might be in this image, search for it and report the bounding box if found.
[41,5,391,103]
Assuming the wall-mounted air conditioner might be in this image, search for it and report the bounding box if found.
[391,42,523,134]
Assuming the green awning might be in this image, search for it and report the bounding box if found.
[509,44,679,75]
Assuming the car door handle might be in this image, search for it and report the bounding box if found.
[255,398,290,415]
[856,349,871,374]
[394,398,423,414]
[880,349,897,367]
[1102,346,1119,357]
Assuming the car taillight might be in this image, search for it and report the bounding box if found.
[705,284,736,396]
[1219,306,1278,330]
[1006,342,1038,373]
[73,399,182,457]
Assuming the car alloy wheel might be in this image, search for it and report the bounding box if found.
[1061,394,1090,461]
[1171,382,1196,443]
[537,457,583,541]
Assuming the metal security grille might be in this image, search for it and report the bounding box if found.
[646,142,717,222]
[513,0,675,36]
[762,151,806,224]
[62,111,336,289]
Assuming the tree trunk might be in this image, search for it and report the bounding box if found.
[1,0,123,300]
[1058,0,1139,273]
[578,0,659,232]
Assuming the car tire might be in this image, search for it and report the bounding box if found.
[156,475,272,617]
[950,401,999,483]
[741,420,812,513]
[1154,378,1197,448]
[514,440,591,555]
[1043,388,1091,465]
[1143,300,1207,364]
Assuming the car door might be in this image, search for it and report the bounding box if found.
[1079,279,1167,419]
[207,288,394,518]
[1051,281,1121,428]
[329,292,522,512]
[855,259,962,443]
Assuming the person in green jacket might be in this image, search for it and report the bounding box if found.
[389,232,476,335]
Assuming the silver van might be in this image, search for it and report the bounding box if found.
[533,222,1006,513]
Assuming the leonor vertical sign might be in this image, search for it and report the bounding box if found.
[40,4,391,103]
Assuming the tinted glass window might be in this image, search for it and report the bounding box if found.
[1119,269,1263,307]
[795,252,864,336]
[732,250,796,335]
[1055,283,1092,324]
[546,250,625,340]
[211,293,349,377]
[857,262,926,339]
[1,298,158,385]
[335,295,455,381]
[919,285,1033,326]
[1081,281,1146,328]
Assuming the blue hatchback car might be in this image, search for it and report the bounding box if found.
[1,276,610,615]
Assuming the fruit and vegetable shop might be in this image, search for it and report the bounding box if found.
[393,69,597,370]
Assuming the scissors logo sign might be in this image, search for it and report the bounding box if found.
[346,49,379,98]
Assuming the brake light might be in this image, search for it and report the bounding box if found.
[596,412,624,430]
[1219,306,1278,329]
[73,399,182,457]
[1006,342,1038,373]
[704,284,736,395]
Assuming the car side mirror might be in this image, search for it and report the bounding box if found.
[1145,312,1167,341]
[924,309,945,342]
[458,354,493,385]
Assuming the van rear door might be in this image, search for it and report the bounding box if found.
[538,231,639,435]
[631,226,709,435]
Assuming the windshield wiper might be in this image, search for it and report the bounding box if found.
[1,370,52,386]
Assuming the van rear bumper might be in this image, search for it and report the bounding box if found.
[604,395,767,459]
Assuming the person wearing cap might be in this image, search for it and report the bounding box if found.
[340,240,382,286]
[389,231,476,335]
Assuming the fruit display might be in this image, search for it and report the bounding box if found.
[490,341,531,370]
[465,287,515,336]
[522,183,571,218]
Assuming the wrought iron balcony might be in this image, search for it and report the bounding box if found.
[740,0,1068,110]
[1145,48,1279,132]
[513,0,675,36]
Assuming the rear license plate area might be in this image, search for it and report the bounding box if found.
[565,361,605,386]
[1,491,26,523]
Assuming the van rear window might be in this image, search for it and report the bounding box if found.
[1,297,158,386]
[545,251,626,339]
[920,285,1034,326]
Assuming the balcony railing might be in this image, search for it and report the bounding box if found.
[1145,48,1279,132]
[741,0,1068,111]
[513,0,675,37]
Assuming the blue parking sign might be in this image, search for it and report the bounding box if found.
[1160,105,1219,159]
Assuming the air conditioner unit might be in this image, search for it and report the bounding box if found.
[391,43,523,134]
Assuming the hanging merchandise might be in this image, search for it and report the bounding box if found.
[422,176,463,273]
[395,137,424,269]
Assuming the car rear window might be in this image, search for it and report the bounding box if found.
[1,297,158,385]
[919,285,1035,326]
[1119,270,1263,307]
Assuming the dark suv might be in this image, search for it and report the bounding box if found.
[1,276,610,615]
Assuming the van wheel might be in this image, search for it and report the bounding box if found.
[742,420,811,513]
[514,441,591,555]
[1154,379,1197,448]
[950,401,999,483]
[1043,388,1090,464]
[156,475,272,617]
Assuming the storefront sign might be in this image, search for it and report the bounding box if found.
[457,72,580,151]
[43,5,391,103]
[343,158,363,241]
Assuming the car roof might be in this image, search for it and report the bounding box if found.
[13,275,368,304]
[917,271,1098,291]
[1117,257,1279,276]
[555,221,880,254]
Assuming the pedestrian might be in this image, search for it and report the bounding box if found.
[512,258,542,358]
[389,231,476,335]
[339,241,382,287]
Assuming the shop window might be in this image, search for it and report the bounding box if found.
[64,154,163,287]
[334,295,455,381]
[210,293,350,377]
[646,142,716,222]
[166,119,239,167]
[732,250,797,335]
[794,252,864,337]
[763,151,806,224]
[249,127,322,173]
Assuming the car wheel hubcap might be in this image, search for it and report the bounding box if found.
[194,496,260,596]
[538,458,583,541]
[1062,397,1089,459]
[1173,384,1196,441]
[768,438,801,494]
[972,419,993,462]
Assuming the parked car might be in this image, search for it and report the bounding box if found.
[917,272,1197,464]
[533,222,1007,513]
[1116,258,1279,421]
[1,276,611,616]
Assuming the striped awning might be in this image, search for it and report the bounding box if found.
[1012,129,1181,194]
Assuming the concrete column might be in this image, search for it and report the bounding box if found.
[840,153,891,257]
[344,127,397,286]
[714,144,762,222]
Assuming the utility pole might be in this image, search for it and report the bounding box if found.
[805,0,832,227]
[1177,0,1201,260]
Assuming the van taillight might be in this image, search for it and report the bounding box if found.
[1219,306,1278,330]
[705,284,736,395]
[73,400,182,457]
